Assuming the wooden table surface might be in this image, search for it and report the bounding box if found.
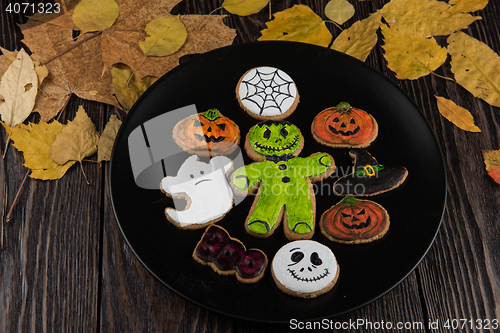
[1,0,500,332]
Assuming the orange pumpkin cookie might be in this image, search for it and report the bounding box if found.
[312,102,378,148]
[320,196,389,244]
[173,108,240,157]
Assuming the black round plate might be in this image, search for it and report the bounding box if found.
[110,41,447,323]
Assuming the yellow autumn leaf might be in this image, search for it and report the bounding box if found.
[331,11,382,61]
[98,115,122,162]
[325,0,355,25]
[51,106,100,165]
[110,67,158,111]
[1,120,75,180]
[139,16,188,57]
[222,0,270,16]
[435,96,481,132]
[381,24,447,80]
[447,0,488,13]
[380,0,481,37]
[448,31,500,108]
[72,0,120,34]
[0,48,38,128]
[258,4,332,47]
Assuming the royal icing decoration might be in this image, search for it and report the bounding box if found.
[173,109,240,157]
[161,155,233,228]
[231,120,334,239]
[333,149,408,196]
[272,240,339,297]
[237,66,298,118]
[312,102,378,148]
[320,196,390,244]
[193,225,267,283]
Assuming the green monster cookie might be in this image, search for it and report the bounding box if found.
[231,120,335,240]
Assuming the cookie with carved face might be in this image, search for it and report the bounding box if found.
[271,240,340,298]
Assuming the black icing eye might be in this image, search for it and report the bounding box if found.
[280,127,289,138]
[310,252,322,266]
[263,128,271,140]
[200,170,204,175]
[290,251,304,263]
[332,117,340,122]
[190,174,195,178]
[350,118,356,124]
[193,120,203,127]
[216,123,226,130]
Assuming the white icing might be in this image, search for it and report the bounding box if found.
[161,155,233,227]
[272,240,338,294]
[238,66,298,117]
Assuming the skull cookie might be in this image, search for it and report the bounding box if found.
[271,240,340,298]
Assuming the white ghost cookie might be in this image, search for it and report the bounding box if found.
[271,240,340,298]
[161,155,234,229]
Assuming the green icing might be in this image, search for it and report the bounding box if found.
[340,195,358,207]
[201,109,220,121]
[354,164,385,176]
[335,101,352,111]
[232,154,333,235]
[248,121,302,157]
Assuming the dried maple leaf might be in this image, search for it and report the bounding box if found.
[447,0,488,13]
[98,114,122,162]
[51,105,100,165]
[483,150,500,184]
[325,0,355,25]
[448,31,500,108]
[381,24,447,80]
[72,0,120,33]
[331,11,382,61]
[1,120,75,180]
[24,0,236,80]
[20,16,121,121]
[110,66,157,111]
[0,49,38,128]
[380,0,481,37]
[139,16,187,57]
[435,96,481,132]
[222,0,270,16]
[258,4,332,47]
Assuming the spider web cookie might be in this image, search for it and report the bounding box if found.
[236,66,299,120]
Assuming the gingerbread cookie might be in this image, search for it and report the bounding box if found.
[173,108,240,157]
[271,240,340,298]
[160,155,233,229]
[193,225,268,283]
[320,196,390,244]
[312,102,378,148]
[333,149,408,196]
[231,120,335,240]
[236,66,299,120]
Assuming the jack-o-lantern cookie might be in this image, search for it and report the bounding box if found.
[231,120,335,240]
[271,240,340,298]
[236,66,299,120]
[312,102,378,148]
[173,108,240,157]
[320,196,390,244]
[193,225,268,283]
[333,149,408,196]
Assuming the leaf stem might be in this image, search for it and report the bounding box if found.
[432,72,455,82]
[2,135,11,159]
[6,170,30,222]
[80,162,90,185]
[41,31,103,66]
[325,20,343,31]
[199,6,223,29]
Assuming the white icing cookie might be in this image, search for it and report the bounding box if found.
[236,66,299,120]
[271,240,339,298]
[160,155,234,229]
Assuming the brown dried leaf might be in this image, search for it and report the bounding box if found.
[98,114,121,162]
